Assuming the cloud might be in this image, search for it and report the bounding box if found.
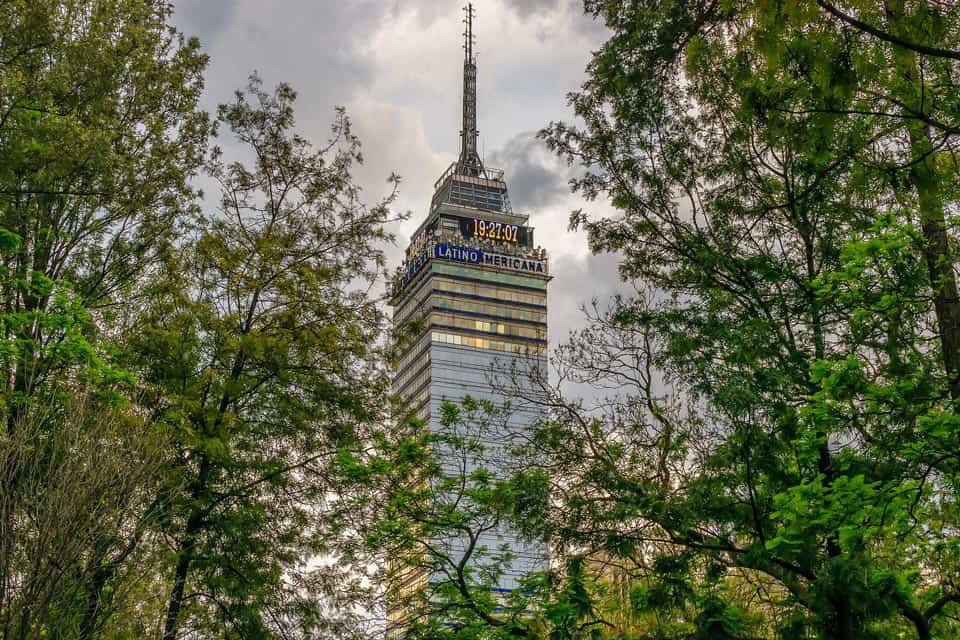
[174,0,239,45]
[501,0,609,39]
[547,251,630,348]
[503,0,577,19]
[488,131,576,211]
[172,0,385,114]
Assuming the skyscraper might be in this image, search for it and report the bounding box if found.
[388,3,549,629]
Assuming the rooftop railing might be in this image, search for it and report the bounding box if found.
[433,162,506,191]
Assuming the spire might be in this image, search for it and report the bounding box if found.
[457,3,483,177]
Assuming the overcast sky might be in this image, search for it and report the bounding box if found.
[171,0,628,352]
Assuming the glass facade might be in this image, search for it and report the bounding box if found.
[430,164,513,213]
[392,261,548,415]
[389,163,550,630]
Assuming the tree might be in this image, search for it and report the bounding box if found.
[527,1,960,638]
[741,0,960,405]
[129,76,399,640]
[0,389,167,640]
[0,228,160,639]
[0,0,209,428]
[1,4,209,636]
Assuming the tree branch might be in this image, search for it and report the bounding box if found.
[925,592,960,623]
[817,0,960,61]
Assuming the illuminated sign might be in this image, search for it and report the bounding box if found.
[434,244,482,264]
[473,218,518,242]
[396,248,430,290]
[458,217,529,245]
[433,244,546,275]
[396,243,548,296]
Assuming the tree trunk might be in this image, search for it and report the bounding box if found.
[884,0,960,400]
[162,531,197,640]
[162,456,210,640]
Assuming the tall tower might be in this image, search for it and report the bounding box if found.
[388,3,549,629]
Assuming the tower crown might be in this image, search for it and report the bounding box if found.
[457,3,482,178]
[429,4,512,215]
[390,5,549,303]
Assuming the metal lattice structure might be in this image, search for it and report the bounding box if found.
[457,3,483,178]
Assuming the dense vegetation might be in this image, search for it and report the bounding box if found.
[526,1,960,638]
[1,2,395,638]
[2,1,960,639]
[385,1,960,639]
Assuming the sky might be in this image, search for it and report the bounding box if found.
[171,0,628,353]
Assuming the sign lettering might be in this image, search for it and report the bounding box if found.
[433,243,546,275]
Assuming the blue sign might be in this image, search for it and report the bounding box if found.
[433,243,482,265]
[396,243,548,297]
[397,248,430,290]
[434,244,546,275]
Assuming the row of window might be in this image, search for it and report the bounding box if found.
[433,262,547,290]
[394,350,430,395]
[433,295,547,323]
[408,385,430,413]
[397,334,431,372]
[431,312,546,340]
[394,268,547,324]
[433,277,546,307]
[386,564,428,629]
[396,367,430,403]
[396,379,430,414]
[431,331,547,355]
[393,283,433,326]
[397,292,548,330]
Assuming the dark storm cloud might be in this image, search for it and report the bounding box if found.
[172,0,384,113]
[488,132,576,212]
[502,0,607,39]
[173,0,238,45]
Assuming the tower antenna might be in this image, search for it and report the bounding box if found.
[457,3,483,177]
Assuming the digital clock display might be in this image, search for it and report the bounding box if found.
[458,217,529,245]
[474,218,519,242]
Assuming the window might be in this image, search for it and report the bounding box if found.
[432,277,546,306]
[433,295,546,323]
[430,312,545,340]
[433,263,546,290]
[431,331,545,355]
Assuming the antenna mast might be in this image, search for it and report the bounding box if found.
[458,3,483,177]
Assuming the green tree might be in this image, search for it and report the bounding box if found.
[0,228,157,640]
[1,4,208,636]
[527,1,960,638]
[0,0,209,428]
[130,76,399,640]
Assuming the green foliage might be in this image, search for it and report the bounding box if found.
[0,391,168,640]
[531,1,960,639]
[0,2,403,638]
[0,1,210,636]
[0,0,209,421]
[0,228,133,410]
[127,75,397,640]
